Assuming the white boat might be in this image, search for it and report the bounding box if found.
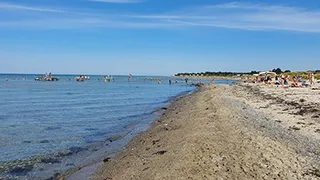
[76,75,90,82]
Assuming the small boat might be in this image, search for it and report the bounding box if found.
[35,72,59,81]
[76,75,90,82]
[103,75,111,82]
[35,76,59,81]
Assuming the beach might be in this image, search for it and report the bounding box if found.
[93,83,320,180]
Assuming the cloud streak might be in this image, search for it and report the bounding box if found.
[1,2,320,33]
[0,2,65,13]
[88,0,143,3]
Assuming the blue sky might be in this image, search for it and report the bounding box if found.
[0,0,320,75]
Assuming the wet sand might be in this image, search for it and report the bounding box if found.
[93,84,320,180]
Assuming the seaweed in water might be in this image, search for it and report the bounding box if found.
[40,157,61,164]
[44,126,61,131]
[69,146,88,154]
[40,140,50,143]
[8,165,34,176]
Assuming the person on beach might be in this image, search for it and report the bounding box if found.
[210,78,215,84]
[185,78,188,84]
[169,80,172,85]
[291,76,301,88]
[280,75,289,87]
[308,72,313,86]
[297,75,303,82]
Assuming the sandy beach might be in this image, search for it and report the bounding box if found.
[91,82,320,180]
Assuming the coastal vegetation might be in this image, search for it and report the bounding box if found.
[175,68,320,79]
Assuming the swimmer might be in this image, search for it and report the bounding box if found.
[128,73,132,82]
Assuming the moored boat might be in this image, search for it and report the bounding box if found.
[35,73,59,81]
[76,75,90,82]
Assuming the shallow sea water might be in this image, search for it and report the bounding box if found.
[0,74,234,179]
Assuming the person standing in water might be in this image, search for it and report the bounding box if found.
[169,80,172,85]
[128,73,132,82]
[5,77,8,81]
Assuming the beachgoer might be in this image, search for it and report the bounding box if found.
[48,72,52,81]
[311,73,315,86]
[5,77,8,81]
[308,72,313,86]
[169,80,172,85]
[297,75,302,82]
[281,75,288,86]
[128,73,132,82]
[175,80,178,84]
[185,78,188,83]
[157,78,162,84]
[291,76,300,87]
[209,78,215,84]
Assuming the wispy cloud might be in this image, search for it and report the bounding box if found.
[0,2,65,13]
[1,2,320,33]
[88,0,143,3]
[131,2,320,33]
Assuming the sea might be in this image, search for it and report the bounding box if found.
[0,74,235,179]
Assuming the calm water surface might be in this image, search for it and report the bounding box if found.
[0,74,234,179]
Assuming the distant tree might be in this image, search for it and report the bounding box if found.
[315,70,320,73]
[272,68,282,74]
[284,70,291,73]
[250,71,259,75]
